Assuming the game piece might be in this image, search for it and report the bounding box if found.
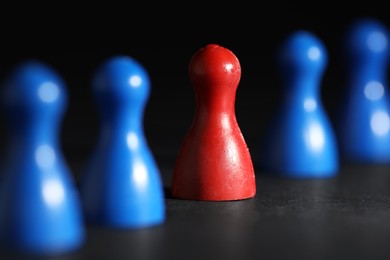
[171,44,256,201]
[0,61,85,254]
[79,56,165,228]
[335,18,390,163]
[259,31,339,178]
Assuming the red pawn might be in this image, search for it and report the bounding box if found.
[171,44,256,201]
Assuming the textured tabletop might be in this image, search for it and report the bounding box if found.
[3,164,390,260]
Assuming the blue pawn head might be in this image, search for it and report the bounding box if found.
[2,61,67,130]
[345,18,389,65]
[277,30,328,88]
[92,56,150,118]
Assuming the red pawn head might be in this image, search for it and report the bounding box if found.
[189,44,241,90]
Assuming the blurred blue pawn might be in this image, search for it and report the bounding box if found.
[259,31,339,178]
[0,62,85,254]
[336,18,390,163]
[80,56,165,228]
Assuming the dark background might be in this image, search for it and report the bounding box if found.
[2,6,390,260]
[2,7,390,174]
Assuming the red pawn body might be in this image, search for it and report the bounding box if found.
[171,44,256,201]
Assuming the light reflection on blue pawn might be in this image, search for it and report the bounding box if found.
[80,56,165,228]
[259,31,339,178]
[336,18,390,163]
[0,61,85,254]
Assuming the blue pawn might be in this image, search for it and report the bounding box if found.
[80,56,165,228]
[259,31,339,178]
[0,62,85,254]
[336,18,390,163]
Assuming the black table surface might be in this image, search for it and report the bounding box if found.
[2,163,390,260]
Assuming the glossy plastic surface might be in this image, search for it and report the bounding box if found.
[171,44,256,201]
[336,19,390,163]
[80,56,165,228]
[259,31,339,178]
[0,62,85,254]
